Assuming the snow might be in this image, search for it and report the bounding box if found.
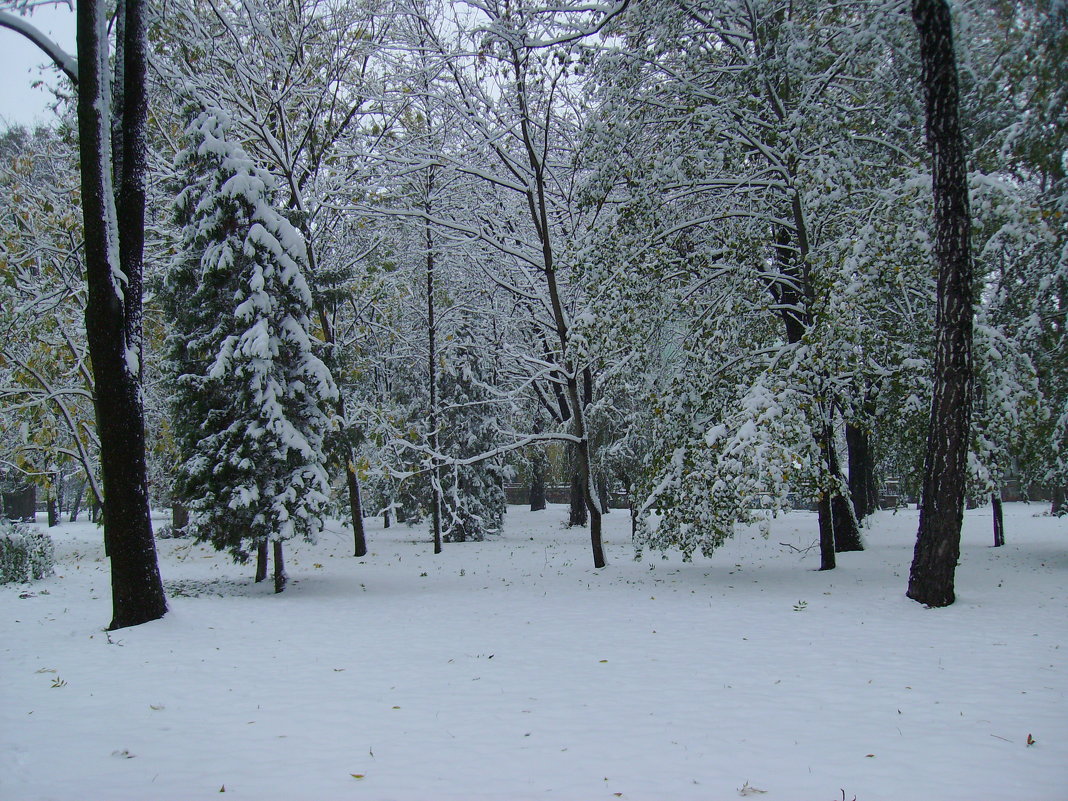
[1,503,1065,800]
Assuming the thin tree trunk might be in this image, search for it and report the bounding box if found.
[383,508,391,529]
[907,0,974,608]
[47,480,59,528]
[425,212,442,556]
[69,479,84,523]
[568,461,587,527]
[346,458,367,557]
[529,417,546,511]
[255,539,268,583]
[273,540,286,593]
[78,0,166,629]
[991,492,1004,547]
[817,493,836,571]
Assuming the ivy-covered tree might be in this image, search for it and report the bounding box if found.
[162,108,338,592]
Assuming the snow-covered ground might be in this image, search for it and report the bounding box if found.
[1,502,1064,800]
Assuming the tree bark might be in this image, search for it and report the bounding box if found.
[568,460,587,527]
[78,0,166,629]
[255,539,268,583]
[1051,486,1066,516]
[991,493,1004,547]
[907,0,974,608]
[273,540,286,593]
[828,429,863,552]
[346,458,367,557]
[817,492,836,571]
[846,421,878,523]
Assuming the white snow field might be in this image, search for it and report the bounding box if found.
[1,502,1065,800]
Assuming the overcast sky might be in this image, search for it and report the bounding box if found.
[0,4,77,128]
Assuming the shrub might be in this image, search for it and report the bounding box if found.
[0,521,55,583]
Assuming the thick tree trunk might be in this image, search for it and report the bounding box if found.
[1051,486,1066,516]
[273,540,286,593]
[991,493,1005,547]
[346,459,367,557]
[907,0,974,608]
[255,539,268,583]
[172,503,189,534]
[846,421,878,523]
[78,0,166,630]
[383,508,392,529]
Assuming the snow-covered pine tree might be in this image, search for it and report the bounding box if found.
[437,316,507,542]
[162,107,338,592]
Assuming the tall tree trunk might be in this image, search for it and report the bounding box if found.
[78,0,166,629]
[255,539,268,583]
[425,213,442,556]
[991,492,1005,547]
[273,540,286,593]
[817,492,836,571]
[846,421,878,522]
[346,457,367,557]
[907,0,975,608]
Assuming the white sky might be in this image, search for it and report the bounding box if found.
[0,3,77,128]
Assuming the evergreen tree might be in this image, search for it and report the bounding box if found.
[438,317,508,542]
[162,108,338,590]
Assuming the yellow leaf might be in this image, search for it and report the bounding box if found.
[351,774,365,780]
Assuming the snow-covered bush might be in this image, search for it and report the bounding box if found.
[0,521,55,583]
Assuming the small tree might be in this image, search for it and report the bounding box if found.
[163,108,338,592]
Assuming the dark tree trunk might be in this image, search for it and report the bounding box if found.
[817,493,836,571]
[346,459,367,557]
[991,493,1005,547]
[273,540,286,593]
[529,417,547,511]
[69,479,85,523]
[47,484,59,528]
[172,503,189,534]
[528,453,546,511]
[383,508,392,529]
[568,463,587,527]
[78,0,166,629]
[846,421,878,523]
[1051,486,1066,517]
[907,0,974,608]
[255,540,268,583]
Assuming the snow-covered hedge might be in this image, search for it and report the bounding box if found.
[0,521,55,584]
